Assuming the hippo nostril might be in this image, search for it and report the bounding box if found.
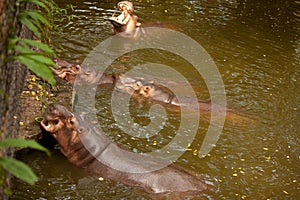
[53,119,59,125]
[43,120,49,126]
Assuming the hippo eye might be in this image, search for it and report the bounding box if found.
[85,70,92,75]
[78,127,84,134]
[75,65,80,71]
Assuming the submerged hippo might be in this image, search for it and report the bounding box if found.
[52,58,81,82]
[118,77,216,110]
[117,77,255,122]
[75,66,120,85]
[41,104,208,194]
[51,59,253,122]
[51,58,120,85]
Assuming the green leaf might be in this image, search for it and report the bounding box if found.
[7,36,20,52]
[33,55,54,66]
[19,16,41,38]
[17,0,50,13]
[23,54,55,66]
[0,158,38,185]
[20,39,54,54]
[14,45,55,66]
[15,43,35,54]
[23,10,51,27]
[20,11,50,35]
[16,55,56,86]
[0,139,50,156]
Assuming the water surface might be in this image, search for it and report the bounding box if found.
[11,0,299,199]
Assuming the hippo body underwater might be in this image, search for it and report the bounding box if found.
[51,59,254,123]
[41,104,208,194]
[52,59,117,84]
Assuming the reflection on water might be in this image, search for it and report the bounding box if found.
[11,0,299,199]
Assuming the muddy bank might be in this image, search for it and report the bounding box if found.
[17,74,73,141]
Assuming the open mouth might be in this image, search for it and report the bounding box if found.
[40,114,62,134]
[40,104,73,134]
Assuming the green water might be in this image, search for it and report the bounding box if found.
[11,0,299,199]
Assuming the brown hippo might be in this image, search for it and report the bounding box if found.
[108,1,141,37]
[107,1,178,38]
[117,77,255,123]
[75,66,119,85]
[52,58,81,82]
[117,77,214,110]
[40,104,208,194]
[51,59,120,85]
[53,58,81,70]
[115,74,144,93]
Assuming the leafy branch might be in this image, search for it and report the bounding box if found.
[8,36,56,85]
[7,0,59,86]
[0,138,50,185]
[1,0,60,195]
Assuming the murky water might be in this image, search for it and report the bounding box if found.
[11,0,299,199]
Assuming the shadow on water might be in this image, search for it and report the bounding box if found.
[11,0,299,199]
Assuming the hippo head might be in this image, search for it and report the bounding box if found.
[53,58,73,69]
[115,75,144,94]
[76,67,101,84]
[41,104,78,141]
[41,104,91,166]
[53,58,81,72]
[137,84,156,98]
[52,59,81,82]
[61,64,81,82]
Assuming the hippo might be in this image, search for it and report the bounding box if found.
[51,58,81,82]
[40,104,208,194]
[117,77,213,110]
[107,1,178,38]
[116,77,255,122]
[51,58,120,85]
[51,59,253,122]
[75,66,120,85]
[108,1,142,37]
[53,58,81,70]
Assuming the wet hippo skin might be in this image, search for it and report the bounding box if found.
[52,58,120,85]
[51,59,253,122]
[119,78,255,123]
[51,58,81,82]
[108,1,142,38]
[75,66,119,85]
[40,104,208,194]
